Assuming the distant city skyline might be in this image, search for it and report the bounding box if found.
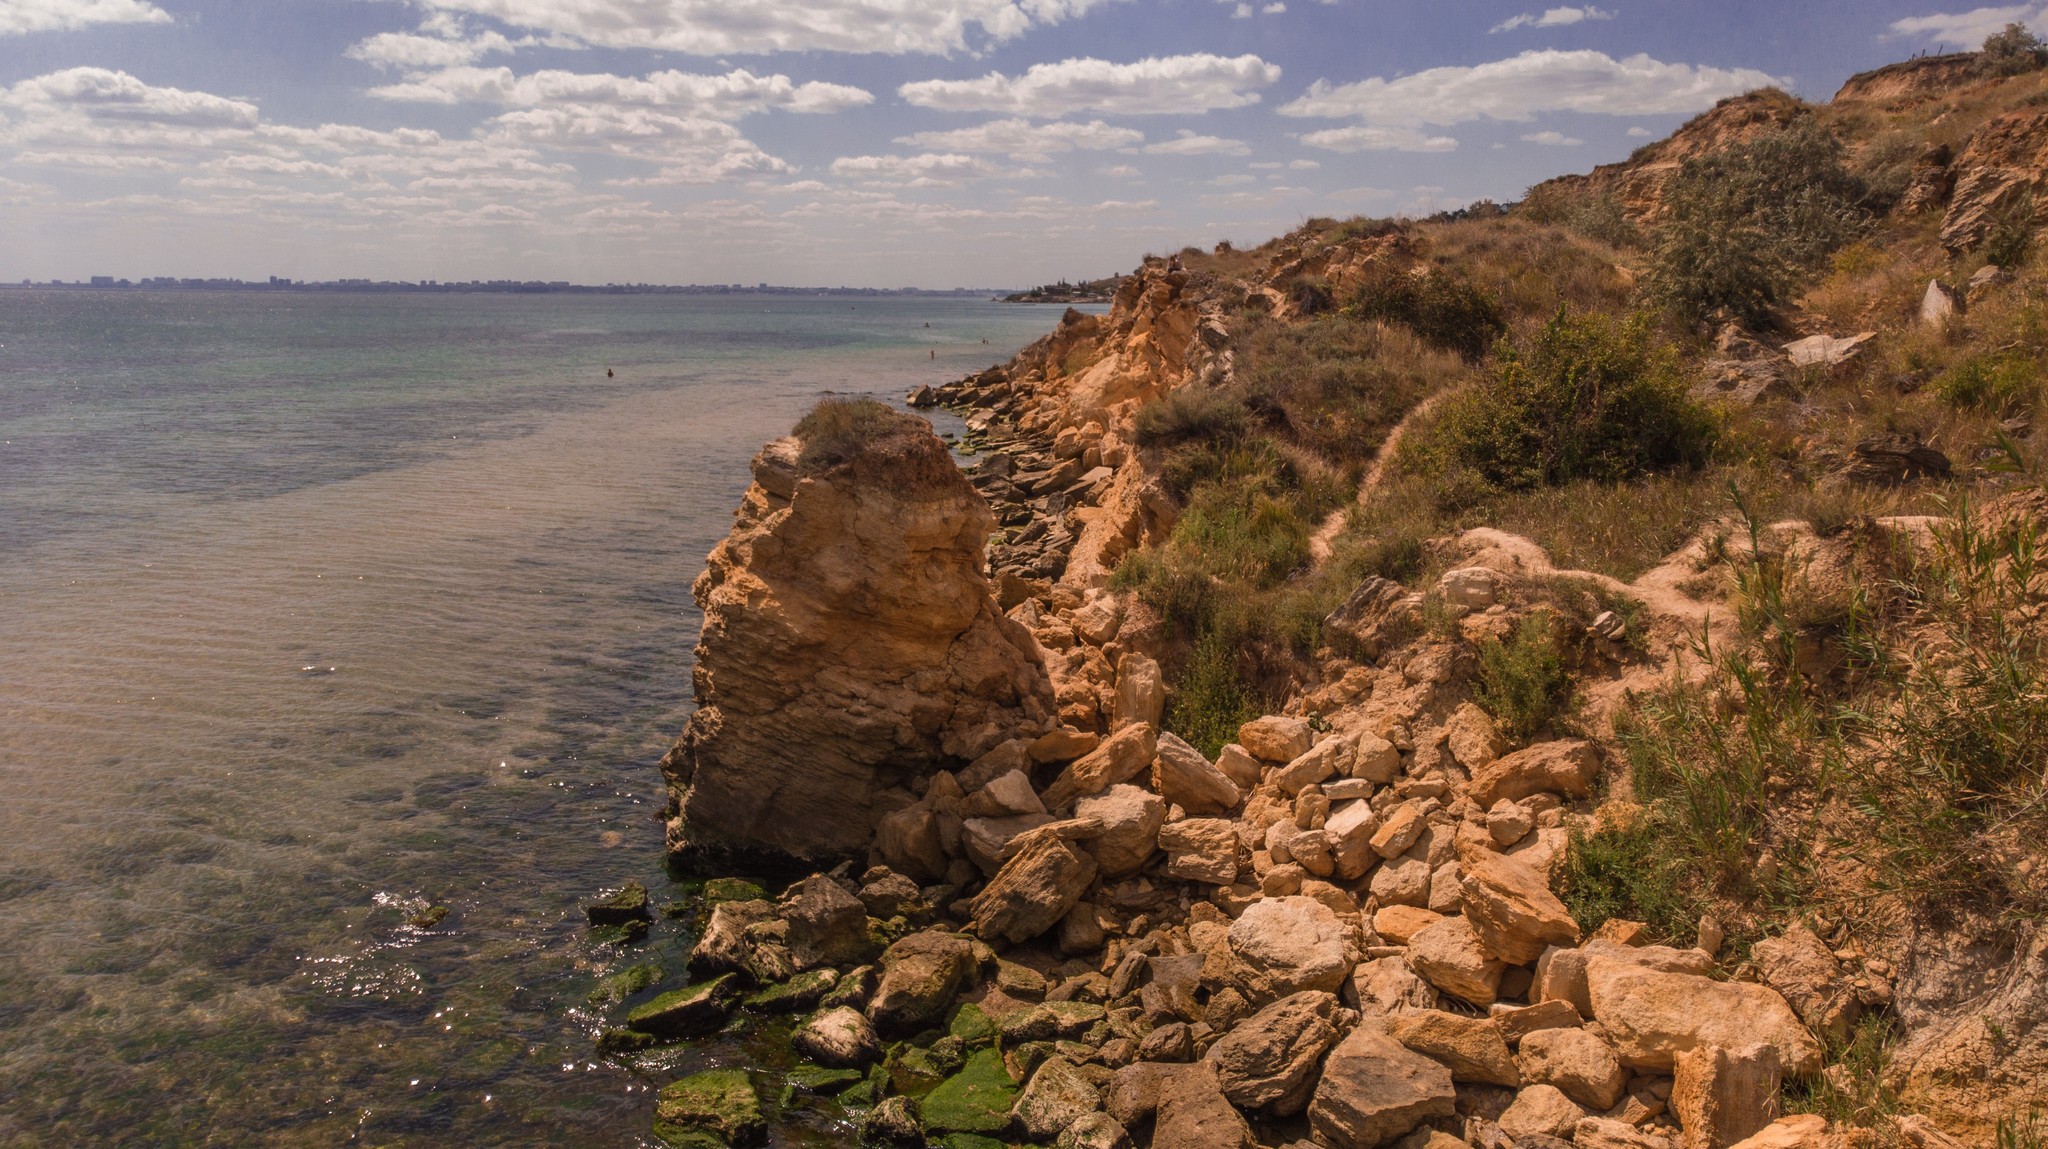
[0,0,2032,287]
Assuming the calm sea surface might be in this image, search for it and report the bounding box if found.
[0,290,1066,1146]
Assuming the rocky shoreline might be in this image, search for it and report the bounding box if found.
[582,337,1875,1149]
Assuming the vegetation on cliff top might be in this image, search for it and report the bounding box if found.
[1110,32,2048,1114]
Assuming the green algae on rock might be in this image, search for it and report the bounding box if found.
[586,880,653,925]
[702,877,767,904]
[587,963,663,1008]
[652,1067,766,1148]
[626,973,741,1038]
[919,1047,1019,1136]
[740,967,837,1013]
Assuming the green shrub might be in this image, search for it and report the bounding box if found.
[1837,504,2048,917]
[1520,186,1644,249]
[1423,310,1715,491]
[1981,22,2048,77]
[1134,386,1247,448]
[1932,350,2040,413]
[793,398,929,470]
[1559,824,1700,942]
[1234,315,1455,465]
[1984,193,2037,269]
[1647,119,1870,327]
[1167,629,1263,758]
[1352,267,1506,360]
[1475,611,1573,739]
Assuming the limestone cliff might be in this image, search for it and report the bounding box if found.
[662,419,1055,864]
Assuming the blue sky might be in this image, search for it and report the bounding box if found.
[0,0,2034,286]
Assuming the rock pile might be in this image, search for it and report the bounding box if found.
[620,681,1855,1149]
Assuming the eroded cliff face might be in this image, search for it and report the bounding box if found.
[662,429,1055,864]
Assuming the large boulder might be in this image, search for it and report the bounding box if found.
[1041,723,1158,810]
[1407,915,1507,1005]
[969,834,1098,944]
[1670,1043,1782,1149]
[654,1068,767,1148]
[1074,784,1165,876]
[793,1006,884,1068]
[1499,1083,1586,1141]
[1308,1022,1459,1149]
[1517,1027,1627,1110]
[781,874,872,970]
[1153,1061,1257,1149]
[1228,896,1354,1003]
[1585,957,1823,1077]
[1459,848,1580,964]
[1750,924,1860,1046]
[1466,740,1600,809]
[1153,732,1243,814]
[1239,715,1313,763]
[664,422,1055,863]
[1206,990,1348,1114]
[1386,1010,1520,1087]
[1533,940,1716,1017]
[1013,1056,1103,1141]
[1159,817,1240,885]
[868,930,977,1035]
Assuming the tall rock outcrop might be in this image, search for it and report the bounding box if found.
[662,410,1055,863]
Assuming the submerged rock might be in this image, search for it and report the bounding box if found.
[587,881,653,925]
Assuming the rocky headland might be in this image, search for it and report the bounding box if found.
[600,34,2048,1149]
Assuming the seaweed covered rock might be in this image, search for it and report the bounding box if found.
[663,403,1056,864]
[653,1068,765,1148]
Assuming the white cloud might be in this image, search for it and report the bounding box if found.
[1098,163,1142,178]
[4,68,260,128]
[366,65,872,117]
[900,54,1281,116]
[829,151,1018,186]
[0,0,170,36]
[1627,125,1653,137]
[1138,130,1250,156]
[410,0,1122,56]
[1280,50,1781,126]
[1888,4,2048,44]
[1491,5,1614,33]
[1298,125,1458,153]
[1521,129,1583,145]
[893,118,1141,160]
[348,23,532,70]
[1250,158,1321,169]
[1263,2,1286,11]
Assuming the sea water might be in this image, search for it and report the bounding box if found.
[0,290,1069,1146]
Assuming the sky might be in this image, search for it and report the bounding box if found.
[0,0,2038,287]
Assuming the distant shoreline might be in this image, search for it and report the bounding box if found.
[0,281,1023,298]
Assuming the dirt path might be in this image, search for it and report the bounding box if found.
[1308,389,1455,565]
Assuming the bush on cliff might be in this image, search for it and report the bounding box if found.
[1416,309,1715,491]
[1350,266,1506,360]
[794,397,933,472]
[1646,119,1869,328]
[1980,22,2048,77]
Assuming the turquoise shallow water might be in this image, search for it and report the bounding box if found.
[0,291,1065,1146]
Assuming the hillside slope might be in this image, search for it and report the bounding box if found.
[913,40,2048,1143]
